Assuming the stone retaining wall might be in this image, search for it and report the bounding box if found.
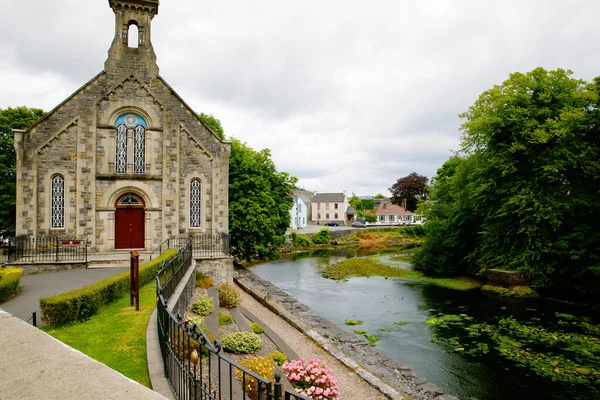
[196,257,233,284]
[167,259,196,318]
[5,261,87,275]
[235,268,457,400]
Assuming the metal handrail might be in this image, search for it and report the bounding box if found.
[155,241,311,400]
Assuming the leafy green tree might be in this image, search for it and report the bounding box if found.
[413,68,600,299]
[0,106,45,236]
[229,139,297,260]
[198,113,225,140]
[373,193,385,199]
[348,192,374,215]
[389,172,428,212]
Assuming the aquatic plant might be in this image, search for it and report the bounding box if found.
[344,319,363,326]
[322,257,482,290]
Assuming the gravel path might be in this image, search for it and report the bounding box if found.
[236,285,387,400]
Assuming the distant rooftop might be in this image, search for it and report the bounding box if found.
[312,193,346,202]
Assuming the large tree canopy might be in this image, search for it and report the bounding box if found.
[229,139,296,260]
[413,68,600,300]
[389,172,428,212]
[198,112,296,260]
[0,106,45,236]
[198,112,225,140]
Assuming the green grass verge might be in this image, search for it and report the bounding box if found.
[323,257,482,290]
[40,249,177,326]
[43,280,157,388]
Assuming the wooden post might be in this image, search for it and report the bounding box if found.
[130,250,140,311]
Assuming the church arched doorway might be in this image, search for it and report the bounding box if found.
[114,193,145,249]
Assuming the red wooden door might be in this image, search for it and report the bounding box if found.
[115,208,145,249]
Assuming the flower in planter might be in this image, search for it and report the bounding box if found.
[281,358,340,400]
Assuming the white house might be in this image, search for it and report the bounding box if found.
[290,194,308,230]
[370,204,415,225]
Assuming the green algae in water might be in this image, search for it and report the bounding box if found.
[345,319,363,326]
[364,333,381,346]
[394,321,412,326]
[354,329,366,334]
[428,313,600,388]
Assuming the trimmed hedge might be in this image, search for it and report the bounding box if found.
[40,249,177,327]
[0,268,22,303]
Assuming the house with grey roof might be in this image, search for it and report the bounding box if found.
[310,192,351,224]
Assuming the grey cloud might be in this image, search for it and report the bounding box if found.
[3,0,600,196]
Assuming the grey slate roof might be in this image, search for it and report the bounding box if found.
[346,205,356,214]
[312,193,346,203]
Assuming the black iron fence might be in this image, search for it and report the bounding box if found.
[156,243,311,400]
[150,234,230,261]
[6,237,88,263]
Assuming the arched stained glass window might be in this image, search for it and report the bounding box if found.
[51,175,65,229]
[133,124,145,174]
[115,124,127,174]
[115,113,147,174]
[190,179,201,228]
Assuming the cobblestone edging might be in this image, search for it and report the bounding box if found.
[235,268,458,400]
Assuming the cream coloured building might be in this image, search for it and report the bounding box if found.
[13,0,229,253]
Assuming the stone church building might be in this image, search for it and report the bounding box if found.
[14,0,229,253]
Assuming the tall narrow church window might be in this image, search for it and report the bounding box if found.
[133,124,145,174]
[115,124,127,174]
[190,179,201,228]
[51,174,65,229]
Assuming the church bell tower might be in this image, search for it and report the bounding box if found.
[105,0,160,77]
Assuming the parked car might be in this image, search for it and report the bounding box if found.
[324,221,339,227]
[351,221,365,228]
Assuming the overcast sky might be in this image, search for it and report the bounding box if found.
[1,1,599,196]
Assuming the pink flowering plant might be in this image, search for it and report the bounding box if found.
[281,358,340,400]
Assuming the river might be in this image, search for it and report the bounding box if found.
[250,249,600,400]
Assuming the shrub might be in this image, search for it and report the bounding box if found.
[236,356,275,400]
[250,322,264,334]
[217,283,241,308]
[196,271,207,280]
[187,315,203,326]
[196,276,214,289]
[221,331,262,354]
[269,350,288,366]
[219,312,233,326]
[192,296,214,316]
[293,234,311,247]
[0,268,21,303]
[40,249,177,327]
[311,229,330,245]
[171,329,200,360]
[282,358,340,400]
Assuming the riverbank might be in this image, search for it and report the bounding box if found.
[247,252,600,399]
[235,267,455,400]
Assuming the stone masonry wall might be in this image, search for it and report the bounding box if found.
[15,0,230,253]
[196,257,233,285]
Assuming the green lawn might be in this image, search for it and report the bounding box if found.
[43,281,157,388]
